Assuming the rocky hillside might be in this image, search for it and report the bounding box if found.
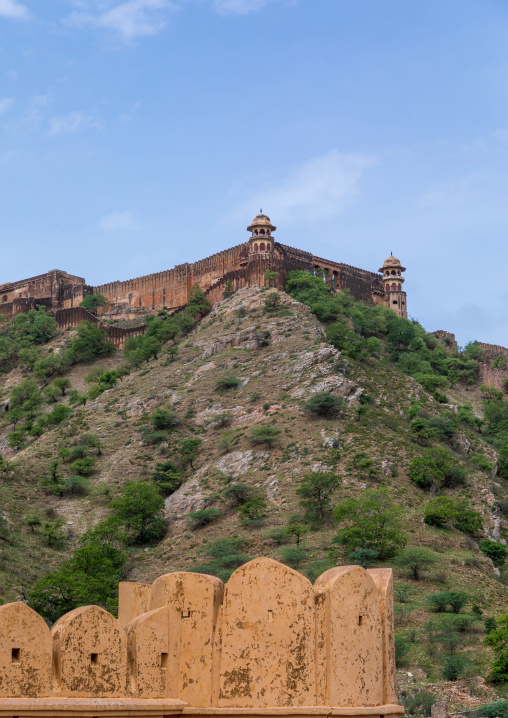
[1,283,508,711]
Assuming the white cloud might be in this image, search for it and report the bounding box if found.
[0,0,30,20]
[99,210,141,231]
[233,149,376,224]
[68,0,172,40]
[214,0,270,15]
[48,111,99,136]
[0,98,13,114]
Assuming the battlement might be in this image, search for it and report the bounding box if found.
[0,559,402,718]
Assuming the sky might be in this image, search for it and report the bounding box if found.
[1,0,508,347]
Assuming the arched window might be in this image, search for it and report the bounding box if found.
[391,270,396,276]
[260,242,265,251]
[398,283,402,291]
[391,283,397,291]
[254,243,258,252]
[2,295,6,302]
[260,228,265,235]
[397,270,401,276]
[254,230,258,236]
[266,243,271,251]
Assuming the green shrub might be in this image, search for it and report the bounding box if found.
[480,539,508,566]
[395,636,409,667]
[266,528,291,545]
[111,481,166,545]
[304,559,336,582]
[428,590,468,614]
[151,408,180,430]
[297,471,339,522]
[237,496,268,523]
[151,462,182,496]
[453,504,483,536]
[191,538,251,582]
[187,508,222,527]
[442,655,468,681]
[215,376,242,391]
[304,392,344,417]
[394,547,438,580]
[64,475,90,495]
[278,545,307,568]
[348,549,379,568]
[249,425,281,447]
[43,384,60,403]
[70,456,96,476]
[223,483,257,505]
[40,518,66,547]
[264,292,281,311]
[333,488,406,560]
[404,693,436,717]
[285,522,310,545]
[179,438,202,469]
[485,617,497,633]
[424,496,456,527]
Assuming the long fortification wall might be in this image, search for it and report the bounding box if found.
[478,342,508,362]
[0,559,402,718]
[478,362,508,391]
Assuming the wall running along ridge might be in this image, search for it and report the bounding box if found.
[0,558,403,718]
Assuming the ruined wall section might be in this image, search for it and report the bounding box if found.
[478,363,508,391]
[478,343,508,362]
[0,560,402,715]
[55,307,146,349]
[0,270,87,319]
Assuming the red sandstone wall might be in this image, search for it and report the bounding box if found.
[55,307,146,349]
[478,343,508,362]
[478,362,508,391]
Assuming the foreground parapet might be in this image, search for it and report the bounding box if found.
[0,558,403,718]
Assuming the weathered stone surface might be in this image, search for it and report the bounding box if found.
[321,429,340,449]
[126,607,169,698]
[314,565,383,707]
[52,606,127,697]
[150,572,223,706]
[218,557,316,708]
[164,467,209,521]
[118,582,151,629]
[0,602,51,698]
[452,433,471,455]
[214,450,269,478]
[381,460,397,477]
[368,568,397,705]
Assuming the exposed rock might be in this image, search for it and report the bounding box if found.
[289,375,355,400]
[164,467,209,523]
[452,433,471,455]
[215,450,270,478]
[431,702,449,718]
[321,429,340,449]
[382,460,397,477]
[186,361,216,385]
[196,326,263,359]
[291,347,341,375]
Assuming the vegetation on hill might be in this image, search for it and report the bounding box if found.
[1,274,508,709]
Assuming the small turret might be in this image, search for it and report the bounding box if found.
[247,212,277,258]
[379,254,407,319]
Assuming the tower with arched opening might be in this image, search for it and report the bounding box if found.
[247,212,277,260]
[379,254,407,319]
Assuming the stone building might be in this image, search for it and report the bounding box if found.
[0,558,403,718]
[0,213,407,321]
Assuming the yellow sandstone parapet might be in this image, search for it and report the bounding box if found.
[0,558,403,718]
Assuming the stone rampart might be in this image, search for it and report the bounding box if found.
[478,362,508,391]
[478,342,508,362]
[0,559,402,718]
[55,307,146,349]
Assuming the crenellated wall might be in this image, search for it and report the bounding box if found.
[55,307,146,349]
[0,559,402,718]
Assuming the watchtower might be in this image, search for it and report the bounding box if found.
[379,254,407,319]
[247,212,277,260]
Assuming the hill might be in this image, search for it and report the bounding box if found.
[1,276,508,713]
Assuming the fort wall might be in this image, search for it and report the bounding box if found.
[55,307,146,349]
[478,362,508,391]
[0,559,402,718]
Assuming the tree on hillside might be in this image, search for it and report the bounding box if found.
[297,471,339,522]
[333,488,406,560]
[80,293,107,314]
[111,481,166,544]
[394,547,437,580]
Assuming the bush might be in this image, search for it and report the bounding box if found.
[249,425,281,447]
[428,590,468,614]
[485,617,497,634]
[64,475,90,495]
[453,503,483,536]
[424,497,456,527]
[333,488,406,560]
[285,522,310,545]
[191,538,251,582]
[304,392,344,417]
[151,462,182,496]
[179,438,202,469]
[404,693,436,717]
[348,549,379,568]
[215,376,242,391]
[409,447,462,492]
[264,292,281,311]
[70,456,96,476]
[151,408,180,430]
[278,545,307,568]
[237,496,268,524]
[187,508,222,527]
[480,539,508,566]
[297,471,339,522]
[223,483,257,506]
[442,655,468,681]
[395,636,409,667]
[394,547,438,580]
[111,481,166,544]
[266,528,291,545]
[40,518,66,547]
[43,384,60,403]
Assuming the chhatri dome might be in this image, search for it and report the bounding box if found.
[247,211,277,236]
[379,253,406,275]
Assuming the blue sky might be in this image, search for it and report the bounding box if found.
[1,0,507,347]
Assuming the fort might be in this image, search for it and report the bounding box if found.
[0,558,403,718]
[0,213,409,325]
